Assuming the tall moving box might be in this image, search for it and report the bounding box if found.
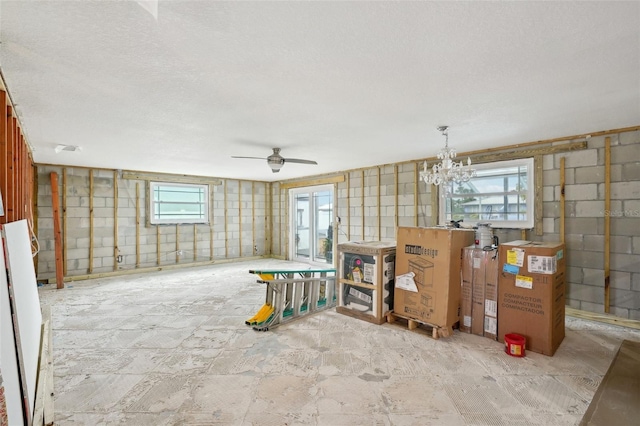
[461,247,499,340]
[498,241,565,356]
[394,227,475,329]
[337,241,396,325]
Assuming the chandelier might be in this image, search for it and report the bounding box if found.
[420,126,476,186]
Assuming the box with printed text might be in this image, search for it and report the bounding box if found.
[498,240,565,356]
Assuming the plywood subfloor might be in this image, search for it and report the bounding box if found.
[38,259,640,425]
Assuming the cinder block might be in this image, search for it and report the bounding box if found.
[610,270,631,290]
[611,218,640,237]
[575,166,607,184]
[610,288,640,309]
[634,237,640,254]
[611,144,640,164]
[619,130,640,145]
[542,186,554,202]
[543,154,554,170]
[560,184,597,201]
[608,306,629,319]
[575,200,604,217]
[611,181,640,199]
[566,249,604,269]
[566,282,604,304]
[610,253,640,273]
[565,217,598,235]
[556,149,598,168]
[567,266,583,283]
[583,235,631,254]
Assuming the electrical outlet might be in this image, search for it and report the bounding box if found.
[117,255,123,263]
[177,250,183,256]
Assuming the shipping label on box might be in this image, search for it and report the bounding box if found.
[528,255,557,274]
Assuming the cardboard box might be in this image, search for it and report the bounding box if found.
[394,227,475,329]
[461,247,499,339]
[498,241,565,356]
[337,241,396,325]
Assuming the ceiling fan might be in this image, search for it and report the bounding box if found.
[231,148,318,173]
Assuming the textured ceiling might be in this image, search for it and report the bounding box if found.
[0,1,639,182]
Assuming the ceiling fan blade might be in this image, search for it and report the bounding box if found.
[284,158,318,165]
[231,156,265,160]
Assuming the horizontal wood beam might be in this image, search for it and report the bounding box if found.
[280,174,345,189]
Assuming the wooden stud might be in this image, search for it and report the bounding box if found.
[210,184,214,261]
[176,224,180,263]
[113,171,119,270]
[430,182,438,227]
[10,117,17,221]
[0,91,6,225]
[136,182,140,268]
[414,163,419,227]
[361,169,365,240]
[534,156,543,236]
[6,109,14,222]
[49,172,64,289]
[566,307,640,330]
[278,185,282,256]
[89,170,94,273]
[224,180,228,258]
[266,182,272,256]
[521,229,527,240]
[560,157,566,243]
[252,181,256,255]
[284,189,289,259]
[156,225,161,266]
[604,137,611,313]
[346,172,351,240]
[62,168,68,276]
[377,167,381,240]
[394,165,398,232]
[193,224,197,262]
[239,181,243,257]
[279,175,344,190]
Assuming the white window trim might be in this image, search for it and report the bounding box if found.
[438,157,535,229]
[149,181,210,225]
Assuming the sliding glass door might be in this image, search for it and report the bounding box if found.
[290,185,334,265]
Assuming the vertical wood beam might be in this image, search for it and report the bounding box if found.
[88,170,94,273]
[6,109,14,222]
[62,168,68,276]
[284,190,289,259]
[175,224,180,263]
[252,181,256,255]
[49,172,64,289]
[361,169,365,240]
[560,157,566,243]
[10,117,17,221]
[414,163,419,227]
[113,171,119,270]
[224,180,228,258]
[534,156,543,235]
[135,182,140,268]
[193,224,197,262]
[377,167,381,240]
[278,185,282,256]
[430,184,438,227]
[346,172,351,240]
[0,91,6,225]
[266,182,272,255]
[394,165,399,233]
[156,226,161,266]
[210,184,214,260]
[239,181,243,257]
[604,137,611,313]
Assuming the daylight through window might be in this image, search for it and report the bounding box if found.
[149,182,209,225]
[439,158,535,229]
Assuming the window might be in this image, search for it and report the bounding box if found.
[149,182,209,225]
[439,158,534,229]
[290,185,334,265]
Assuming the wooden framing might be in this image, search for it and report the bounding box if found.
[377,167,381,240]
[239,180,243,257]
[361,169,365,240]
[560,157,566,242]
[62,168,68,276]
[394,165,398,232]
[252,181,256,255]
[113,171,118,270]
[193,224,197,262]
[89,170,94,273]
[534,156,543,235]
[604,137,611,313]
[224,179,228,258]
[156,225,161,266]
[49,172,64,289]
[175,224,180,263]
[413,163,419,227]
[346,172,351,240]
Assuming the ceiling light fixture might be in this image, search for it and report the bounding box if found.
[420,126,476,186]
[54,144,82,154]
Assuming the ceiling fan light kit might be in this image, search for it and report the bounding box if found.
[232,147,317,173]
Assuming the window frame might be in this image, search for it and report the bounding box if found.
[148,181,210,225]
[438,157,535,229]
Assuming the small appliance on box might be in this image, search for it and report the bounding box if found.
[337,241,396,325]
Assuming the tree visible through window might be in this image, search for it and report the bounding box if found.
[149,182,209,225]
[439,158,534,229]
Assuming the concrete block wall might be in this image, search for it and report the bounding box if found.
[36,165,269,280]
[539,130,640,319]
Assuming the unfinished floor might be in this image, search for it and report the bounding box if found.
[38,259,640,426]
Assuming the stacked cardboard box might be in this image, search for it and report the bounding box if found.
[461,246,499,340]
[337,241,396,325]
[498,240,566,356]
[394,227,475,329]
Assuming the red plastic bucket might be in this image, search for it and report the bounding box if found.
[505,333,526,357]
